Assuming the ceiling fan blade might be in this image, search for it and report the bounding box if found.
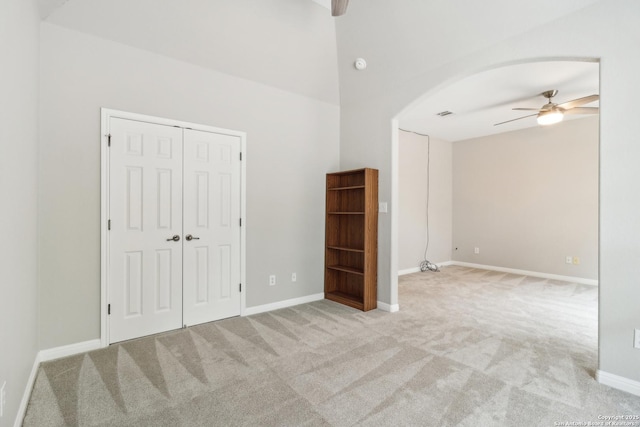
[331,0,349,16]
[494,113,538,126]
[563,107,599,115]
[558,94,599,110]
[512,108,541,111]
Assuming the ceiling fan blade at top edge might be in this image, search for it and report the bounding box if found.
[563,107,599,115]
[494,113,538,126]
[558,94,599,110]
[332,0,349,16]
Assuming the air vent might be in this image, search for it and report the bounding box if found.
[436,111,454,117]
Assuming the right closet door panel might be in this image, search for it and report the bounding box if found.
[182,129,241,326]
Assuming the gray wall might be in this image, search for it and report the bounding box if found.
[452,117,598,279]
[398,132,452,270]
[0,0,40,423]
[38,24,340,349]
[336,0,640,383]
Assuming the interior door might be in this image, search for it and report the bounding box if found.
[182,129,242,326]
[108,118,184,343]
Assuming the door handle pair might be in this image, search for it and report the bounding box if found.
[166,234,200,242]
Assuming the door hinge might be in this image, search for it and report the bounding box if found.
[108,219,111,230]
[239,218,242,227]
[107,134,111,147]
[240,152,242,161]
[239,283,242,292]
[108,304,111,315]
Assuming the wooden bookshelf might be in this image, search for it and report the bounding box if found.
[324,168,378,311]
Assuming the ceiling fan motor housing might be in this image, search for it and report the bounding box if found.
[495,89,599,127]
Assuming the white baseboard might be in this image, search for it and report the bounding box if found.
[15,352,41,427]
[450,261,598,286]
[39,339,102,363]
[377,301,399,312]
[398,267,421,276]
[15,338,102,426]
[243,293,325,316]
[597,370,640,397]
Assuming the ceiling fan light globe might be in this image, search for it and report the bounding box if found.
[537,109,564,126]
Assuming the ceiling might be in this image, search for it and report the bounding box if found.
[37,1,600,141]
[399,60,599,142]
[38,0,340,105]
[310,0,331,10]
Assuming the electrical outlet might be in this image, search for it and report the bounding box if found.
[474,247,480,254]
[572,257,580,265]
[566,256,573,264]
[291,273,297,282]
[269,275,276,286]
[634,329,640,349]
[1,380,6,418]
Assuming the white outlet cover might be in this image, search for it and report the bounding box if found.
[635,329,640,349]
[0,381,5,417]
[379,202,388,213]
[291,273,297,282]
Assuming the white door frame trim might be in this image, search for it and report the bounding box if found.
[100,108,247,347]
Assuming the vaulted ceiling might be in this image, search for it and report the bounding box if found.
[38,0,340,104]
[38,0,601,141]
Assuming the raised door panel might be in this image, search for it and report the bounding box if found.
[183,129,241,326]
[109,118,184,343]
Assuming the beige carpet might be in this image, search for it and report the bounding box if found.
[23,266,640,426]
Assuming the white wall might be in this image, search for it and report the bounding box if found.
[398,131,452,270]
[38,24,340,349]
[0,0,40,424]
[452,117,598,279]
[336,0,640,384]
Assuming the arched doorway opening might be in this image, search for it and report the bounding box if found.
[390,58,600,309]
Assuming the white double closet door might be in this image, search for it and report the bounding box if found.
[108,117,241,343]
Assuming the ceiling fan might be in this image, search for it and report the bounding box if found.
[332,0,349,16]
[494,90,599,126]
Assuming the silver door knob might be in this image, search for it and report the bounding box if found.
[185,234,200,241]
[166,235,180,242]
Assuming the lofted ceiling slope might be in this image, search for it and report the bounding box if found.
[37,0,603,141]
[38,0,340,105]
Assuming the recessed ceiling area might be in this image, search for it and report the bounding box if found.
[399,60,599,142]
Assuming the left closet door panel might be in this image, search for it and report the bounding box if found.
[109,118,184,343]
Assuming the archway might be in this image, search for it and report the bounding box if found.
[390,57,600,308]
